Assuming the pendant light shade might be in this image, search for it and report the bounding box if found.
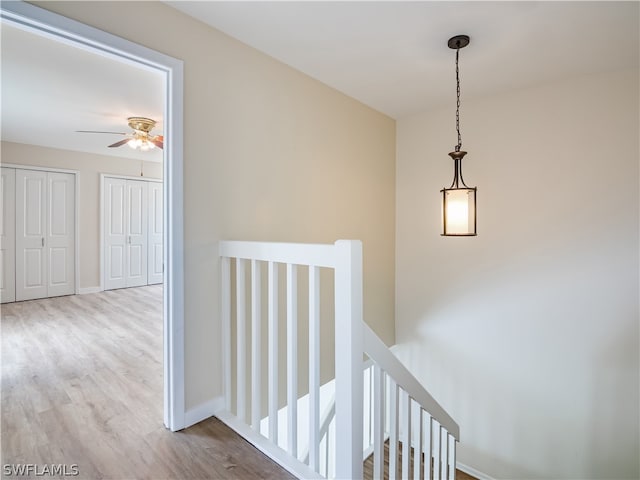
[441,35,477,236]
[441,152,476,235]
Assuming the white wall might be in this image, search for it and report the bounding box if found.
[34,1,396,412]
[1,141,162,290]
[395,68,639,478]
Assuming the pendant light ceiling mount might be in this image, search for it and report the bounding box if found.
[447,35,470,50]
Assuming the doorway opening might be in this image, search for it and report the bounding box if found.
[0,2,185,431]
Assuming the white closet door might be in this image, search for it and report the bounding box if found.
[126,180,148,287]
[47,172,75,297]
[147,182,163,285]
[104,177,127,290]
[16,169,47,301]
[0,168,16,303]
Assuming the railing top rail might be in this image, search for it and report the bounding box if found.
[219,240,339,268]
[363,323,460,440]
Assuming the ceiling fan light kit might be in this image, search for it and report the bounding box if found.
[441,34,477,237]
[124,117,160,151]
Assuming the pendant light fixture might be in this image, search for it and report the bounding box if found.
[441,35,477,236]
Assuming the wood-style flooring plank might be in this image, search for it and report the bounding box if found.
[1,286,294,480]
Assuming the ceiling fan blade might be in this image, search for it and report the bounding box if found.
[151,138,164,149]
[76,130,127,135]
[108,139,130,148]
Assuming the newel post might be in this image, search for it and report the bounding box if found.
[334,240,364,479]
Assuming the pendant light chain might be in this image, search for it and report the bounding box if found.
[455,47,462,152]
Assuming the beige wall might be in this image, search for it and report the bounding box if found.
[33,2,396,411]
[395,69,639,478]
[1,141,162,289]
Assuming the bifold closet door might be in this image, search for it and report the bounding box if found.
[15,169,75,301]
[147,181,163,285]
[46,172,76,298]
[126,180,148,288]
[104,178,127,290]
[1,168,16,303]
[104,177,148,290]
[16,169,47,301]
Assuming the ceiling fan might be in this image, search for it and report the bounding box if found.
[77,117,163,151]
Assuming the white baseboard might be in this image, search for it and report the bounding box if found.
[184,396,224,429]
[457,461,495,480]
[78,286,101,295]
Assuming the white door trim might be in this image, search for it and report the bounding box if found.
[1,2,185,431]
[102,174,162,183]
[2,163,80,174]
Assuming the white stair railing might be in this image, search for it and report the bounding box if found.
[309,356,459,480]
[363,324,459,479]
[218,240,459,479]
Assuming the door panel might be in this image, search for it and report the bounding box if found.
[49,248,67,285]
[109,245,124,278]
[147,182,163,285]
[25,248,43,286]
[47,172,75,297]
[50,180,67,235]
[126,180,147,287]
[129,245,143,276]
[16,169,47,301]
[104,178,127,290]
[111,185,125,235]
[1,168,16,303]
[25,177,44,236]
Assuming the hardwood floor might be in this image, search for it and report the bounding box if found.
[1,286,294,480]
[363,440,477,480]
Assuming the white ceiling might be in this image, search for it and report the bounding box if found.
[1,2,637,158]
[1,23,164,162]
[167,1,639,118]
